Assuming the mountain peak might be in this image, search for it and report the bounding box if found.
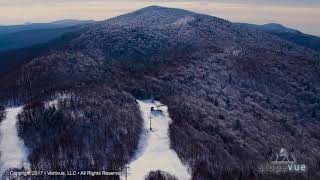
[138,5,168,11]
[104,6,201,28]
[261,23,299,33]
[134,5,193,14]
[50,19,94,26]
[263,23,285,28]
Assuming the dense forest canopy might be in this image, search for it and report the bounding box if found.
[0,6,319,180]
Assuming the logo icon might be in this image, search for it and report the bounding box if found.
[270,148,296,164]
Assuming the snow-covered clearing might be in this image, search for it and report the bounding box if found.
[122,100,190,180]
[0,106,29,176]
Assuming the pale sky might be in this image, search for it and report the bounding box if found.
[0,0,319,35]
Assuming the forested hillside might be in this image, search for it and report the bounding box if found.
[16,86,142,178]
[0,6,319,180]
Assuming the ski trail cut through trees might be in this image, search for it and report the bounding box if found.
[0,95,68,176]
[122,100,190,180]
[0,106,29,176]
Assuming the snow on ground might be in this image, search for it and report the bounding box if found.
[173,16,195,26]
[0,106,29,176]
[0,94,69,176]
[122,100,190,180]
[45,93,70,109]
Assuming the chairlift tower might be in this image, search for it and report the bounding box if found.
[149,116,152,131]
[124,166,129,180]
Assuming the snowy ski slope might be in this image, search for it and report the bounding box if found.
[122,100,190,180]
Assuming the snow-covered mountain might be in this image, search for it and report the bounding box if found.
[0,6,319,180]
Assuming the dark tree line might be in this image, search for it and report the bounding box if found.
[145,170,178,180]
[0,105,4,122]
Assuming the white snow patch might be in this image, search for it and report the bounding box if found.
[122,100,190,180]
[0,106,29,175]
[226,46,242,56]
[45,93,70,109]
[173,16,195,26]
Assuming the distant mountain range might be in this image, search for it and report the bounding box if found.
[0,19,94,34]
[238,23,320,52]
[0,20,94,52]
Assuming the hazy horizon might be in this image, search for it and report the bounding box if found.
[0,0,319,35]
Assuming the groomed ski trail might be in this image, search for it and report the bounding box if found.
[122,100,190,180]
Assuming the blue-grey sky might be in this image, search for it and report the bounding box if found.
[0,0,319,35]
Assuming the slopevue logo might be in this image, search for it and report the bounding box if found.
[258,148,307,173]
